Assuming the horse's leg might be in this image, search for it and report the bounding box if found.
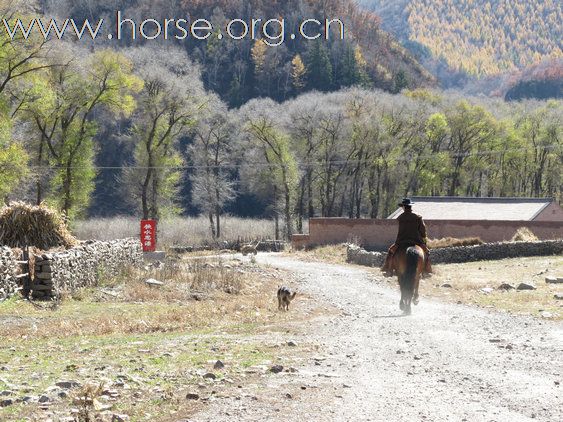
[398,275,405,310]
[413,276,420,305]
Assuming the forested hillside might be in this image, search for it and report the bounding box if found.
[504,59,563,101]
[361,0,562,80]
[39,0,433,106]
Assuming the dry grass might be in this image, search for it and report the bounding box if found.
[0,258,292,339]
[428,237,484,249]
[418,256,563,319]
[72,216,293,247]
[511,227,539,242]
[289,244,349,265]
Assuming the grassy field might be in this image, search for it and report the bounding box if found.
[0,256,318,421]
[73,217,306,247]
[424,255,563,320]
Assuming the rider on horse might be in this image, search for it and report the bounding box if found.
[381,198,433,277]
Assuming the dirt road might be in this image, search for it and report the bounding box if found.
[193,254,562,422]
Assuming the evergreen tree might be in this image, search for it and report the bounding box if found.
[335,43,361,88]
[305,42,333,92]
[393,70,409,93]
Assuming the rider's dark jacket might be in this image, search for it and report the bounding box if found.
[395,210,427,247]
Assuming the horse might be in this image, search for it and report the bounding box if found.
[392,244,425,315]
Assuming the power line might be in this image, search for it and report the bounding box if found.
[24,144,562,170]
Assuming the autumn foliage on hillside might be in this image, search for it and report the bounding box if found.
[362,0,562,77]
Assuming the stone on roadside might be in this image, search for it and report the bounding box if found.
[440,283,452,288]
[55,380,81,389]
[144,278,164,287]
[554,293,563,300]
[498,283,515,290]
[203,372,216,380]
[112,414,130,422]
[0,398,13,407]
[186,393,200,400]
[545,276,563,284]
[517,282,536,291]
[213,360,225,370]
[270,365,284,374]
[287,341,298,347]
[480,287,494,294]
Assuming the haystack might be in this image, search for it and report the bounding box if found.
[0,202,77,250]
[428,237,483,249]
[511,227,538,242]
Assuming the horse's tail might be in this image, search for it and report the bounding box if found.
[402,246,423,294]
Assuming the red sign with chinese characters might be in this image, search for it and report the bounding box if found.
[141,220,157,252]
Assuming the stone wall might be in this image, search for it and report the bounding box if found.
[346,245,385,267]
[294,218,563,250]
[429,240,563,264]
[32,239,142,299]
[0,247,19,301]
[347,240,563,268]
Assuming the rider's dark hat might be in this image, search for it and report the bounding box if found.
[398,198,415,207]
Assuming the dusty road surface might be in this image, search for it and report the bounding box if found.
[193,254,562,422]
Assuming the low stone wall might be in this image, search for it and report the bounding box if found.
[0,247,19,301]
[347,240,563,267]
[32,239,142,299]
[346,244,385,267]
[430,240,563,264]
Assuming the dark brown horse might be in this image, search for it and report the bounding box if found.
[392,245,425,315]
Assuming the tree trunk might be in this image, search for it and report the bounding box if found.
[62,159,73,220]
[281,165,293,239]
[307,169,314,218]
[273,185,279,240]
[141,156,154,220]
[209,213,216,238]
[297,178,305,234]
[36,136,45,205]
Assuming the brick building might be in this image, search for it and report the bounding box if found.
[292,197,563,250]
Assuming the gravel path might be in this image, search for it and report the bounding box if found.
[193,254,563,422]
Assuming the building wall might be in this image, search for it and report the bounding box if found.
[293,218,563,251]
[534,202,563,222]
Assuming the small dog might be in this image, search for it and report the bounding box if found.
[277,286,297,311]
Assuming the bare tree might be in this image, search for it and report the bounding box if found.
[190,99,237,238]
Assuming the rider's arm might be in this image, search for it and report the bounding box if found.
[419,218,428,244]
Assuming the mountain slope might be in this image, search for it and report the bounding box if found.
[361,0,562,77]
[42,0,434,106]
